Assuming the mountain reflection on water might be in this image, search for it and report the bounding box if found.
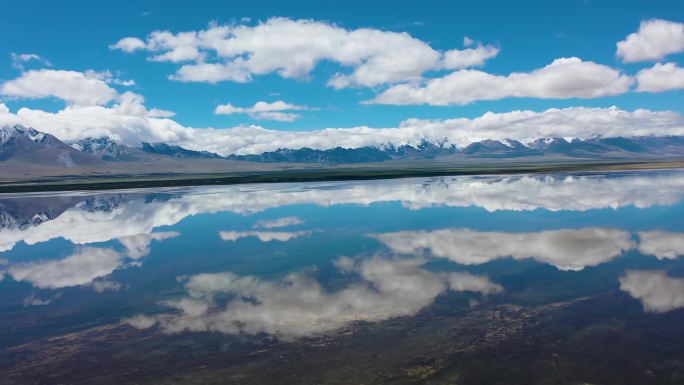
[1,169,684,385]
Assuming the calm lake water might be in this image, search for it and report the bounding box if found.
[1,169,684,384]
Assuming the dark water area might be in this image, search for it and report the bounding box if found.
[1,169,684,384]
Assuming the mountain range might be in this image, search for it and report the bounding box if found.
[1,124,684,169]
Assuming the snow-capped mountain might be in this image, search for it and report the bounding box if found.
[0,124,101,167]
[72,137,131,161]
[0,124,50,146]
[2,124,684,167]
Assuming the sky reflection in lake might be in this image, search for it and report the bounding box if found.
[1,169,684,384]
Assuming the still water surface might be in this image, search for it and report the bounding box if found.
[1,169,684,384]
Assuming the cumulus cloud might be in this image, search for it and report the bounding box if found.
[619,270,684,313]
[0,69,118,106]
[10,53,52,70]
[636,62,684,92]
[637,231,684,260]
[219,230,311,242]
[124,256,502,339]
[2,102,684,156]
[369,57,633,106]
[253,216,304,229]
[443,43,500,69]
[616,19,684,62]
[373,228,635,271]
[215,100,312,122]
[112,17,498,88]
[109,37,147,52]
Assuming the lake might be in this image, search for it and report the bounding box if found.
[1,169,684,384]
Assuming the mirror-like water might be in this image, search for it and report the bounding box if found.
[1,169,684,384]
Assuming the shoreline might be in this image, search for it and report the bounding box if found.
[1,159,683,193]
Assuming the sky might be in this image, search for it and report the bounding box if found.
[1,0,684,155]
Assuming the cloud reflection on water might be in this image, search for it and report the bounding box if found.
[125,256,502,339]
[373,228,636,271]
[620,270,684,313]
[3,231,179,290]
[0,171,683,252]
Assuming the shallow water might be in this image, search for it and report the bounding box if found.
[1,169,684,384]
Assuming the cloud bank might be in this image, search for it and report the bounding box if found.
[2,100,684,156]
[373,228,635,271]
[369,58,632,106]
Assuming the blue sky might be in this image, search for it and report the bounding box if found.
[1,0,684,155]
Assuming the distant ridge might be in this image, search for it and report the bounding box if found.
[226,140,456,163]
[2,125,684,167]
[141,142,223,159]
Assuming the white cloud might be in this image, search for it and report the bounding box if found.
[170,62,252,83]
[369,57,633,106]
[215,100,312,122]
[110,37,147,52]
[147,108,176,118]
[7,247,123,289]
[10,53,52,70]
[90,279,123,292]
[447,272,503,295]
[0,69,118,106]
[619,270,684,313]
[637,231,684,260]
[113,18,498,88]
[219,230,311,242]
[636,62,684,92]
[2,101,683,156]
[146,30,204,62]
[125,256,502,339]
[118,231,180,259]
[82,69,136,87]
[443,44,499,69]
[253,216,304,229]
[3,230,179,290]
[124,314,158,329]
[23,294,57,306]
[373,228,635,271]
[616,19,684,62]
